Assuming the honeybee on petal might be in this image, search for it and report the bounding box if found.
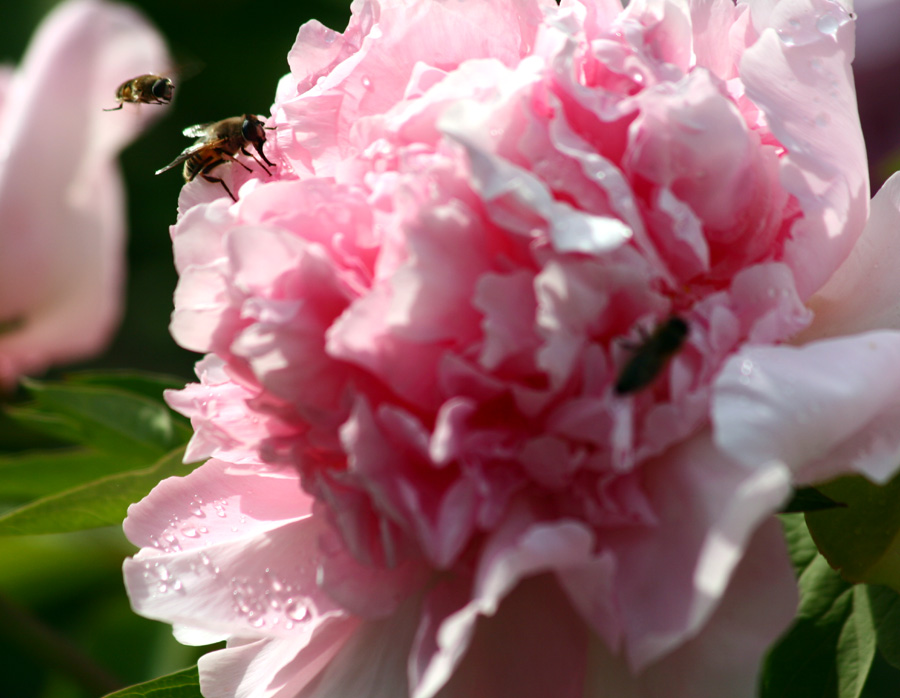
[155,114,276,202]
[104,74,174,111]
[614,316,689,395]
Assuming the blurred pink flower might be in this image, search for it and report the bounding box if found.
[0,0,171,384]
[124,0,895,695]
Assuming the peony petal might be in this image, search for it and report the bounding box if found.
[800,172,900,340]
[125,514,346,640]
[740,0,869,298]
[584,518,797,698]
[426,575,589,698]
[412,506,619,698]
[198,620,359,698]
[606,432,791,670]
[714,332,900,484]
[290,601,420,698]
[123,458,312,551]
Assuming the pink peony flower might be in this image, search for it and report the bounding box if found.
[0,0,171,384]
[124,0,894,695]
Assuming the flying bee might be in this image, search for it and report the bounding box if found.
[104,74,174,111]
[155,114,276,202]
[614,316,689,395]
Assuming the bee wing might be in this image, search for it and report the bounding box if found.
[182,122,216,138]
[155,139,223,175]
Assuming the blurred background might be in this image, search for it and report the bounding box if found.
[0,1,349,696]
[2,0,900,696]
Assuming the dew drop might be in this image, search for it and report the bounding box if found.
[198,526,209,534]
[172,580,183,591]
[284,599,309,622]
[157,583,168,593]
[738,359,754,386]
[361,76,372,89]
[181,527,199,538]
[815,14,841,35]
[777,30,795,46]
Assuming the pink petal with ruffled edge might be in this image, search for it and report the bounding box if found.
[800,173,900,339]
[740,0,869,298]
[0,0,170,383]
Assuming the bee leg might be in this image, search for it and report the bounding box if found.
[102,103,124,111]
[241,147,273,175]
[201,173,237,202]
[215,150,254,173]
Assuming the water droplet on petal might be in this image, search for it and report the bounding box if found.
[816,14,841,35]
[284,599,309,622]
[777,30,796,46]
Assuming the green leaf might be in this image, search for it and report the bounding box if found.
[0,449,148,500]
[0,409,76,451]
[761,514,876,698]
[867,585,900,671]
[836,585,875,698]
[21,380,191,460]
[0,447,197,535]
[805,473,900,590]
[64,371,186,406]
[101,666,201,698]
[2,407,84,447]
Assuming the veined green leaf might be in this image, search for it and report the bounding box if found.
[2,407,84,447]
[867,585,900,671]
[20,380,191,460]
[0,447,198,535]
[101,666,201,698]
[836,586,875,698]
[0,449,147,500]
[760,514,876,698]
[64,370,187,407]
